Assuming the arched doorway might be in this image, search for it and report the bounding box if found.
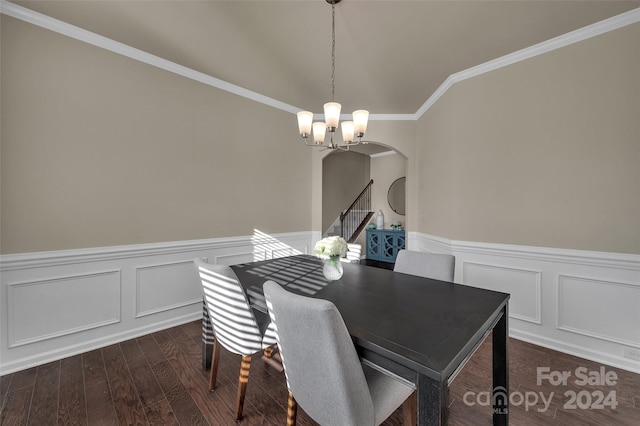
[320,143,408,250]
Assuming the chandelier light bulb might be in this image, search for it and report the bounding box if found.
[341,121,354,144]
[297,111,314,138]
[312,121,327,145]
[353,110,369,137]
[323,102,341,131]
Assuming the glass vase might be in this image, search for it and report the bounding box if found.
[323,257,344,281]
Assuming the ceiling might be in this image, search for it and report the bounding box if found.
[8,0,640,118]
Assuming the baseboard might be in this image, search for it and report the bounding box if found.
[510,330,640,375]
[0,312,200,375]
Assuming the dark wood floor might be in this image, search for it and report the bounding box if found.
[1,320,638,425]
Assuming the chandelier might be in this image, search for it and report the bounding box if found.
[296,0,369,150]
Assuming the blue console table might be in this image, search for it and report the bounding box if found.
[366,229,405,263]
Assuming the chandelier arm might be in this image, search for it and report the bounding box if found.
[302,138,326,147]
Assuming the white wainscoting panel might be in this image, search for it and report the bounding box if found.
[136,261,202,318]
[7,270,121,348]
[0,231,314,374]
[408,232,640,374]
[558,275,640,347]
[462,262,541,324]
[216,251,256,266]
[3,231,638,374]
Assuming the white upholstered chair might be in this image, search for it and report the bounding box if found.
[263,281,416,426]
[194,258,278,421]
[393,249,455,282]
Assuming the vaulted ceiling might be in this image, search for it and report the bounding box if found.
[9,0,640,116]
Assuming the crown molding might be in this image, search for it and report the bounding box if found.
[0,0,301,115]
[2,1,638,121]
[415,7,640,119]
[369,113,419,121]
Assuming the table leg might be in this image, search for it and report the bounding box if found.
[492,304,509,425]
[416,373,447,425]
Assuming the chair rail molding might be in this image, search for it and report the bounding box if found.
[0,231,314,375]
[409,232,640,374]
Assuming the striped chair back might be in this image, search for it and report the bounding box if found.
[195,258,266,356]
[341,243,362,263]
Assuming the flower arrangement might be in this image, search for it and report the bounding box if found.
[314,236,348,261]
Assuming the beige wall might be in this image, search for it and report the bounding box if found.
[416,23,640,254]
[1,16,312,254]
[370,153,407,229]
[4,14,638,256]
[415,94,457,238]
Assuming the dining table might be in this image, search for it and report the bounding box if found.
[201,254,510,425]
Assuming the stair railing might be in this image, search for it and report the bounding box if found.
[340,179,374,242]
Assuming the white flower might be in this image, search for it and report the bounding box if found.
[314,236,349,259]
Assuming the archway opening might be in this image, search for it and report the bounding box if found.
[320,142,408,254]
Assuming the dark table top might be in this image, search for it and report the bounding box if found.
[232,255,509,382]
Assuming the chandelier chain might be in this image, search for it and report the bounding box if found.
[331,0,336,102]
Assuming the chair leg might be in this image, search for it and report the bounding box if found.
[209,338,221,391]
[262,345,284,372]
[402,391,417,426]
[202,341,213,370]
[286,392,297,426]
[235,355,252,421]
